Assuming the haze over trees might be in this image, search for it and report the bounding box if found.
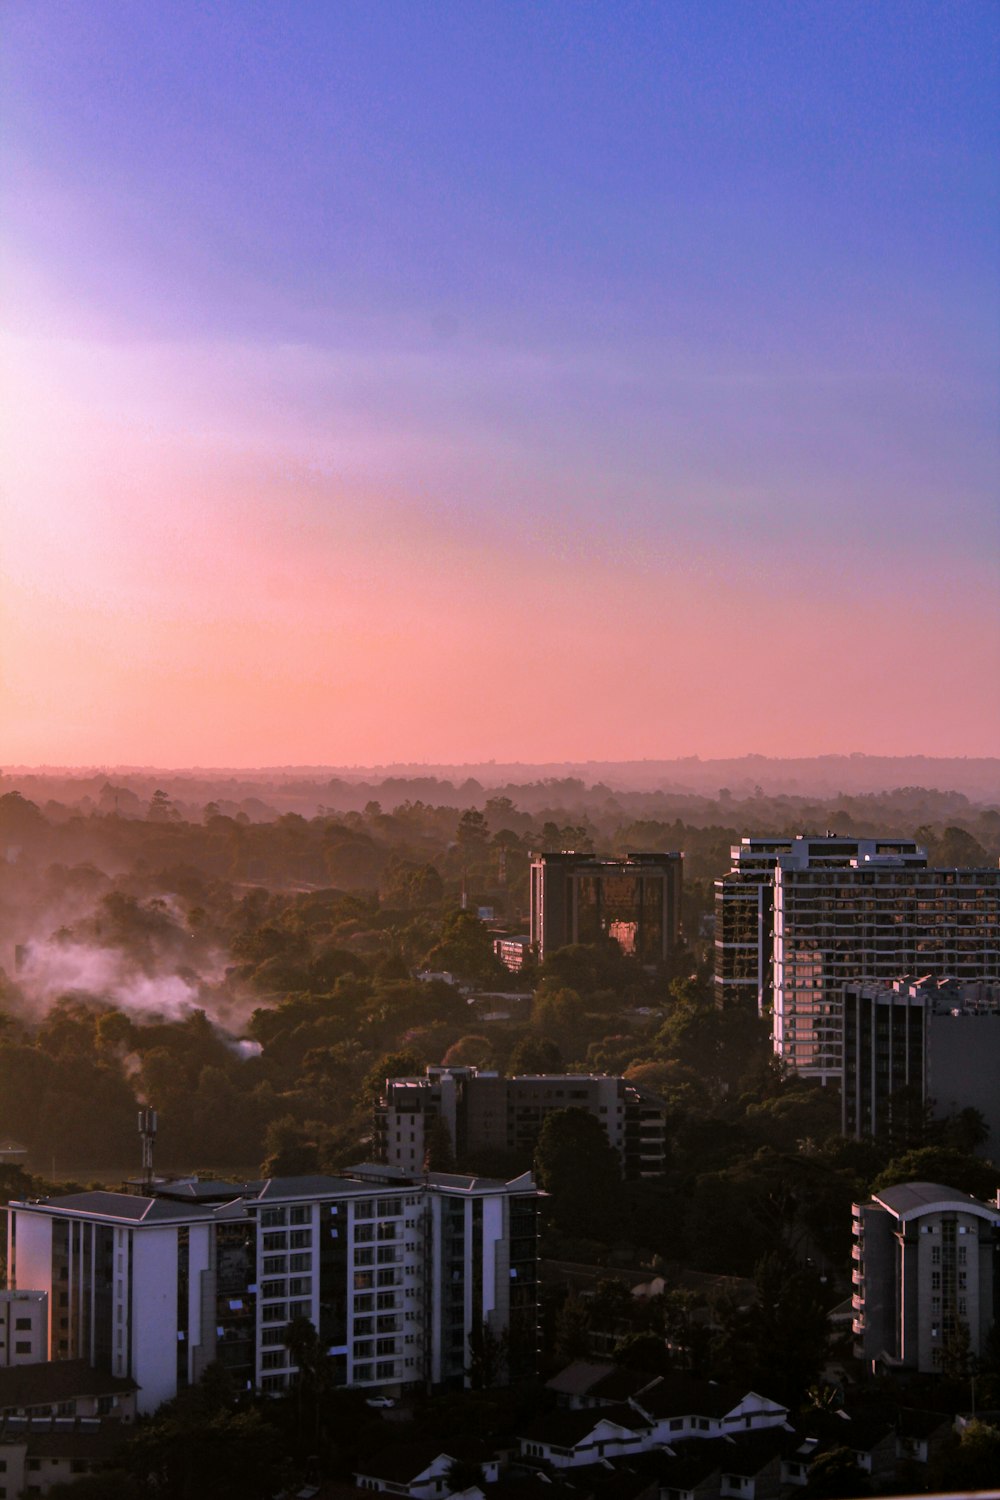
[0,773,994,1277]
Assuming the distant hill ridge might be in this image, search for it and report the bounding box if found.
[4,754,999,802]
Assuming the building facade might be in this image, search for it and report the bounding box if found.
[375,1066,669,1179]
[0,1290,47,1366]
[842,976,1000,1141]
[852,1181,1000,1374]
[530,851,682,965]
[715,836,1000,1084]
[6,1166,540,1413]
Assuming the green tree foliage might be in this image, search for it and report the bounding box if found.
[533,1108,624,1241]
[802,1447,871,1497]
[710,1250,830,1407]
[928,1420,1000,1492]
[508,1033,563,1074]
[612,1329,671,1375]
[467,1319,508,1389]
[870,1147,999,1202]
[423,1114,456,1172]
[260,1116,321,1178]
[423,911,504,984]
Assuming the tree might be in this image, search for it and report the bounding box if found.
[870,1147,999,1202]
[467,1318,508,1389]
[929,1420,1000,1492]
[423,1114,456,1172]
[362,1049,425,1103]
[612,1330,671,1375]
[802,1446,871,1497]
[534,1109,623,1241]
[447,1458,487,1492]
[508,1034,563,1074]
[260,1116,320,1178]
[441,1035,493,1068]
[554,1292,591,1364]
[711,1249,829,1407]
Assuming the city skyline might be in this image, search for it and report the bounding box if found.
[3,2,998,767]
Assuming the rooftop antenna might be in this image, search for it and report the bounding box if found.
[138,1106,157,1191]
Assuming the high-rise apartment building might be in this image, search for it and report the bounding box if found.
[842,976,1000,1141]
[715,836,1000,1084]
[852,1182,1000,1374]
[530,852,682,965]
[376,1066,669,1179]
[6,1166,540,1413]
[713,837,797,1010]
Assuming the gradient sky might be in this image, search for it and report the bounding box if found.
[2,1,998,767]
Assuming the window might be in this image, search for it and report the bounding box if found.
[14,1318,31,1331]
[289,1253,311,1272]
[290,1206,310,1225]
[15,1341,31,1355]
[262,1351,285,1370]
[261,1209,287,1228]
[289,1231,310,1249]
[354,1318,373,1335]
[263,1256,287,1275]
[289,1278,311,1297]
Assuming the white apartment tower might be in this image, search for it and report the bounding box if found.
[852,1182,1000,1374]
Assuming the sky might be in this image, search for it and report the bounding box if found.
[2,1,998,768]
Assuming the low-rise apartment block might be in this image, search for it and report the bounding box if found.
[375,1066,669,1179]
[6,1166,541,1413]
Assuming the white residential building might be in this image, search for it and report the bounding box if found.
[6,1166,540,1413]
[852,1181,1000,1373]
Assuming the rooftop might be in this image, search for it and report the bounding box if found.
[0,1360,136,1412]
[872,1181,1000,1222]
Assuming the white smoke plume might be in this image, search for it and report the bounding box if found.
[16,940,205,1022]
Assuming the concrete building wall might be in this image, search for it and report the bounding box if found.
[131,1229,179,1413]
[0,1289,47,1365]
